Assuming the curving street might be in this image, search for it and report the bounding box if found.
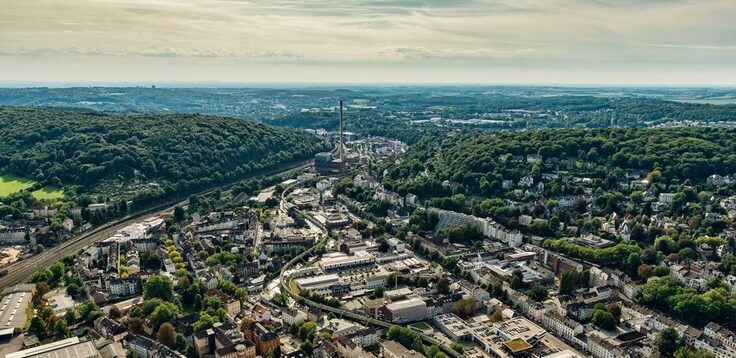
[278,205,463,358]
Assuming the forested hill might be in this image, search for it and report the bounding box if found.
[382,128,736,198]
[0,106,324,189]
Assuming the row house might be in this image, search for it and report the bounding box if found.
[426,294,463,318]
[334,338,374,358]
[700,322,736,356]
[620,301,693,343]
[0,227,28,243]
[502,283,551,321]
[342,328,379,348]
[540,311,584,343]
[587,333,616,358]
[693,338,735,358]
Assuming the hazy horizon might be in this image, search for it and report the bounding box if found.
[2,0,735,85]
[2,81,736,89]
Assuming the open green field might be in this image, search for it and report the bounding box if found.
[31,186,65,200]
[0,174,35,197]
[0,173,65,200]
[409,322,432,330]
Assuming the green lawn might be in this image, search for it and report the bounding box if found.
[289,278,301,295]
[31,186,65,200]
[409,322,432,330]
[0,173,65,200]
[0,173,35,197]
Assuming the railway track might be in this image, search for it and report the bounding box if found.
[0,159,314,291]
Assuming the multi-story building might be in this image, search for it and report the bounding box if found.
[128,335,166,358]
[343,328,379,348]
[381,298,428,324]
[480,219,523,247]
[319,319,367,339]
[193,322,256,358]
[108,277,138,297]
[242,320,279,356]
[131,238,159,252]
[588,267,610,287]
[587,333,615,358]
[541,311,583,343]
[549,253,584,276]
[205,289,241,317]
[0,227,28,243]
[94,317,128,341]
[282,306,307,326]
[380,340,426,358]
[334,337,374,358]
[264,228,317,254]
[697,322,736,358]
[708,174,732,186]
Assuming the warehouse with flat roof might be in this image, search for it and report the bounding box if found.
[6,337,99,358]
[0,284,34,335]
[295,274,340,292]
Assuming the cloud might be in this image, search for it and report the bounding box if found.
[0,45,304,60]
[373,46,536,62]
[641,43,736,51]
[0,0,734,83]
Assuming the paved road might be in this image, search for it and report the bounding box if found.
[0,160,314,292]
[278,206,463,358]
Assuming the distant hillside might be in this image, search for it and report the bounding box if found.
[1,87,735,131]
[0,106,324,191]
[382,128,736,198]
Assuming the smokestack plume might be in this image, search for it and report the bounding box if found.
[339,100,344,162]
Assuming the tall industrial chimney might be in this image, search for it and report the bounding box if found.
[339,100,344,162]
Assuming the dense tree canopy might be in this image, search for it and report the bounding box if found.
[638,276,736,327]
[384,128,736,199]
[0,106,323,189]
[144,275,174,301]
[657,327,683,357]
[542,240,640,267]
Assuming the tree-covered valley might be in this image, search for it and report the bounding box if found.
[0,106,324,191]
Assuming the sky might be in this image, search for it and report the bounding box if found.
[0,0,734,85]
